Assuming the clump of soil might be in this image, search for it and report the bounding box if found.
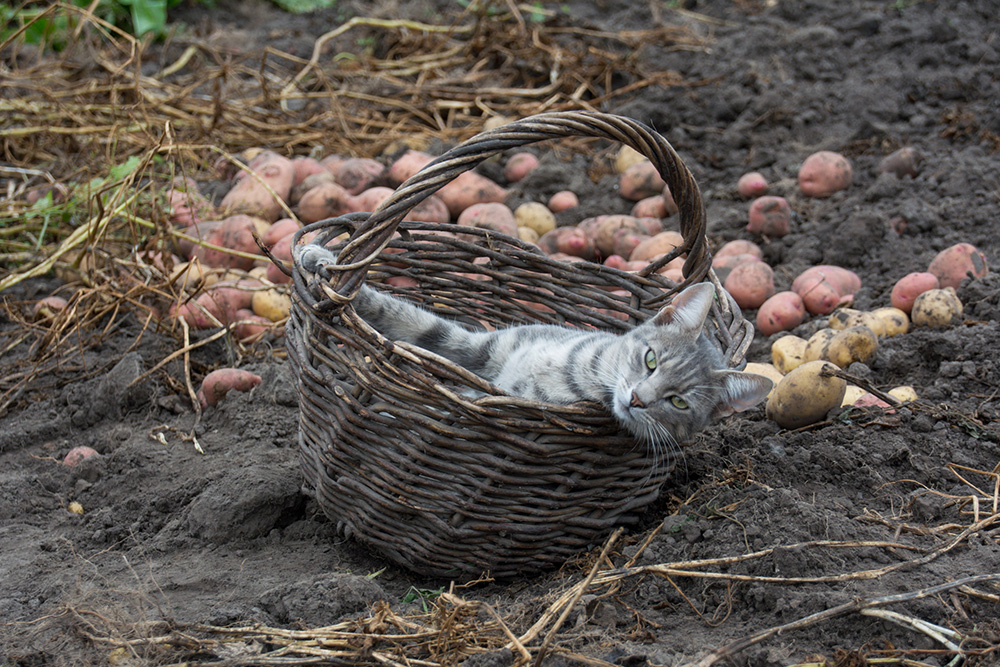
[2,0,999,665]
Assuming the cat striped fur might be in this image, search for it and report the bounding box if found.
[298,245,772,454]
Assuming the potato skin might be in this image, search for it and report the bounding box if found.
[927,242,988,289]
[198,368,262,408]
[803,328,837,363]
[869,307,910,337]
[746,196,792,237]
[630,230,684,262]
[826,325,878,368]
[513,202,556,236]
[756,291,806,335]
[221,151,295,222]
[911,288,963,327]
[771,334,807,374]
[724,261,775,309]
[619,160,666,201]
[798,150,853,198]
[766,360,847,429]
[457,202,518,237]
[737,171,769,198]
[890,272,939,313]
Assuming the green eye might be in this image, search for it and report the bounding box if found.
[644,349,657,370]
[670,396,689,410]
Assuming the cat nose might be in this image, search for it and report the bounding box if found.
[629,392,645,409]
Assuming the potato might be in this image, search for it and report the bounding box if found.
[840,385,867,407]
[737,171,769,198]
[63,446,99,467]
[262,218,302,248]
[798,150,853,198]
[291,157,329,187]
[756,291,807,335]
[766,360,847,429]
[252,287,292,322]
[221,151,295,222]
[910,287,963,327]
[166,184,215,227]
[771,334,807,374]
[869,307,909,337]
[715,239,763,260]
[619,160,666,201]
[457,202,518,237]
[888,386,918,403]
[854,393,893,410]
[877,147,924,178]
[354,186,394,213]
[483,115,512,130]
[826,325,878,368]
[793,265,861,297]
[614,145,646,174]
[803,328,837,363]
[537,227,597,260]
[296,182,358,223]
[197,215,267,270]
[744,363,784,400]
[517,226,540,244]
[170,259,210,291]
[579,215,645,256]
[198,368,262,408]
[927,242,988,288]
[713,253,761,284]
[631,195,669,219]
[792,265,861,315]
[387,150,434,185]
[514,202,556,236]
[630,230,684,262]
[613,230,651,260]
[32,295,69,322]
[890,272,940,313]
[828,308,886,337]
[290,170,337,205]
[404,194,450,224]
[746,196,792,237]
[319,154,345,172]
[548,190,579,212]
[437,171,509,217]
[265,235,294,284]
[333,158,385,195]
[724,261,775,309]
[504,152,539,183]
[233,308,274,342]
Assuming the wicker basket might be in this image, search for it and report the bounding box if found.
[287,111,753,579]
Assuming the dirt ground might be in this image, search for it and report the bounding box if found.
[2,0,1000,665]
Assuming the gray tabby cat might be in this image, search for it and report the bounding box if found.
[298,245,772,453]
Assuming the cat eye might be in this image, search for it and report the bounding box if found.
[644,349,657,370]
[670,396,689,410]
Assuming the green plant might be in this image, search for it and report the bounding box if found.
[401,586,444,612]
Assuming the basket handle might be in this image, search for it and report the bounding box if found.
[325,111,709,302]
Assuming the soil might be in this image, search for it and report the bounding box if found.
[3,0,1000,665]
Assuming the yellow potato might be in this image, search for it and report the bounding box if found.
[744,362,784,400]
[514,202,556,236]
[766,360,847,429]
[826,325,878,368]
[869,307,909,337]
[911,288,963,327]
[888,385,918,403]
[803,328,837,363]
[828,308,887,337]
[252,287,292,322]
[517,226,540,244]
[615,145,646,174]
[170,259,208,291]
[248,265,271,282]
[841,384,867,406]
[771,335,807,374]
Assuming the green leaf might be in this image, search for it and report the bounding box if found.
[108,155,143,181]
[119,0,168,36]
[268,0,337,14]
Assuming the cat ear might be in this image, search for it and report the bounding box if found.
[652,282,715,333]
[712,370,773,420]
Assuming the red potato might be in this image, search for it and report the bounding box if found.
[291,157,329,187]
[232,308,273,342]
[504,152,540,183]
[579,215,646,256]
[537,227,597,260]
[404,195,450,224]
[878,147,924,178]
[715,239,763,260]
[890,272,940,313]
[630,230,684,262]
[791,265,861,315]
[756,291,807,335]
[198,368,262,408]
[635,217,666,236]
[548,190,579,212]
[221,151,295,222]
[387,150,435,185]
[928,242,988,288]
[172,279,263,328]
[631,195,669,219]
[613,229,651,259]
[353,186,395,213]
[320,154,346,172]
[296,182,358,223]
[63,446,99,467]
[197,215,268,270]
[725,261,775,309]
[603,255,629,271]
[792,265,862,299]
[166,185,215,227]
[332,158,385,195]
[798,150,853,198]
[747,196,792,237]
[619,160,666,201]
[32,295,69,321]
[290,171,337,205]
[712,252,762,284]
[660,267,684,283]
[457,202,518,237]
[737,171,769,198]
[437,171,509,217]
[213,147,265,181]
[266,235,294,284]
[261,218,301,247]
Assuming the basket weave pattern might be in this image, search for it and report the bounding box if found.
[287,112,752,578]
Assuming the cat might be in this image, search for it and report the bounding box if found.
[298,244,773,454]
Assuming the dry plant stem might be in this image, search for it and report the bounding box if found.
[533,527,624,667]
[859,608,963,655]
[689,573,1000,667]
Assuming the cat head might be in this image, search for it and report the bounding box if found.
[611,282,773,449]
